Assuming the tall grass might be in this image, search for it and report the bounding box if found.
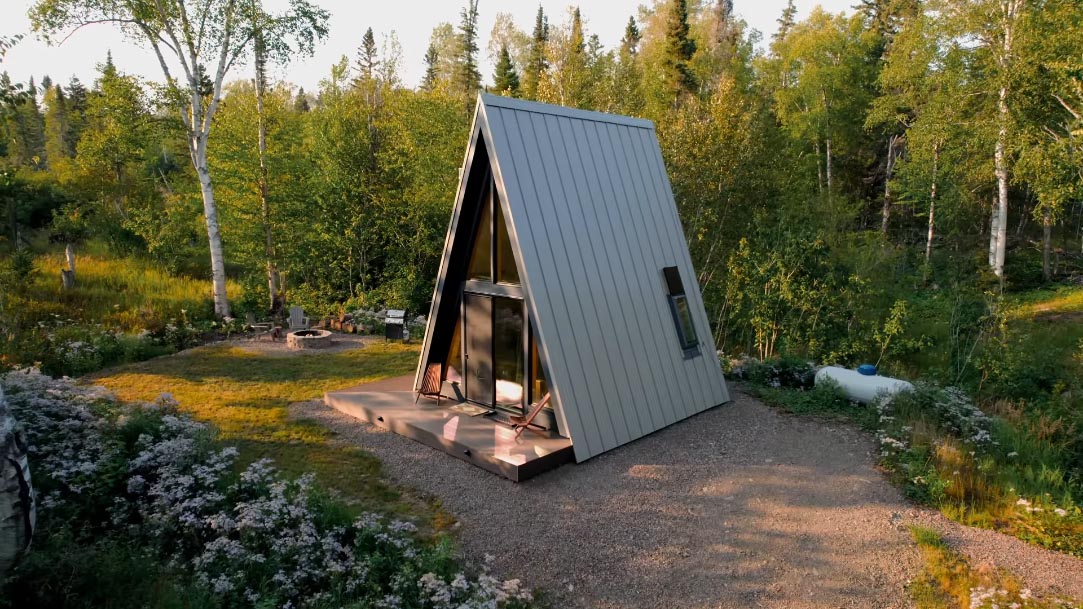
[1,248,243,375]
[27,251,241,329]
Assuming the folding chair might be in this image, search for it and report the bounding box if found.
[415,363,443,406]
[511,392,551,439]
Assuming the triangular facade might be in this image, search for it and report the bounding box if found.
[416,94,730,462]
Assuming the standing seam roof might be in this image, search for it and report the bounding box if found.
[478,94,730,462]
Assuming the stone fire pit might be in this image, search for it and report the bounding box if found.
[286,329,334,350]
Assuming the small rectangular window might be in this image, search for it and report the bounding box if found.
[662,266,699,354]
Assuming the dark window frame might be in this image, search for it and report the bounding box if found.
[662,266,700,358]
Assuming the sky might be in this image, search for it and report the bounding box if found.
[2,0,853,92]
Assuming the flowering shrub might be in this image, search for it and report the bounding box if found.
[1,312,247,378]
[872,383,1083,556]
[1,370,535,609]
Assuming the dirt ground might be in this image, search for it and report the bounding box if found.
[223,332,381,356]
[294,390,1083,609]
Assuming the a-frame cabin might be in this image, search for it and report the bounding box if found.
[413,94,730,466]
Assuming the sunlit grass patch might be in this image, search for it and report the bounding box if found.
[30,251,241,328]
[1008,286,1083,321]
[909,526,1079,609]
[91,341,424,518]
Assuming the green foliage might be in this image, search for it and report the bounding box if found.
[722,236,875,362]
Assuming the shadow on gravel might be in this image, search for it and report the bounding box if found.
[303,390,922,609]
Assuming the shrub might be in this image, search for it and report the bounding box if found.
[730,355,817,390]
[874,384,1083,556]
[0,370,536,609]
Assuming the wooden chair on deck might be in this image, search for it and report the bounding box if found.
[511,392,551,439]
[415,363,443,406]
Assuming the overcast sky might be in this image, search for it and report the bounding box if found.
[3,0,853,91]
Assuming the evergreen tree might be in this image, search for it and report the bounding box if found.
[356,28,378,83]
[492,45,520,96]
[294,87,310,112]
[6,76,45,166]
[64,76,87,145]
[421,42,439,91]
[612,16,644,115]
[43,84,72,168]
[522,5,549,99]
[663,0,698,102]
[622,15,641,56]
[453,0,481,98]
[775,0,797,42]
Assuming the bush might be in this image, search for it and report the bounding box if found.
[873,384,1083,556]
[0,370,536,609]
[730,355,817,390]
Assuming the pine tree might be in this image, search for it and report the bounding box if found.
[8,76,45,166]
[522,5,549,99]
[775,0,797,42]
[421,42,439,91]
[43,84,72,167]
[663,0,698,101]
[356,28,378,83]
[614,16,644,115]
[65,76,87,145]
[454,0,481,98]
[492,45,520,96]
[294,87,310,112]
[622,15,641,57]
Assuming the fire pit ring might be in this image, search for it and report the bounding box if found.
[286,329,334,350]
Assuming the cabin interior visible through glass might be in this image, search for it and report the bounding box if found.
[445,171,555,431]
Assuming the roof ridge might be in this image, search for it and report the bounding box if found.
[479,93,654,130]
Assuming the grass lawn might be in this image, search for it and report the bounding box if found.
[90,340,427,519]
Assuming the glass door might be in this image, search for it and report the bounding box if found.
[493,297,525,411]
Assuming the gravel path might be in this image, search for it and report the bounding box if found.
[293,390,1083,608]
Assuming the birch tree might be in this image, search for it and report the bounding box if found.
[30,0,328,317]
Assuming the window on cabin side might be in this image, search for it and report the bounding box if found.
[662,266,698,353]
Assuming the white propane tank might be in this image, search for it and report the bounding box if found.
[814,366,914,404]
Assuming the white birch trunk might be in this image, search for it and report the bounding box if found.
[992,0,1020,280]
[925,145,939,264]
[255,37,278,312]
[882,134,900,236]
[193,137,231,318]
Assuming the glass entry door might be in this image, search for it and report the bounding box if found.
[492,297,525,410]
[463,293,494,405]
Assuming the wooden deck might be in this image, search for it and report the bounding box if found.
[324,376,574,482]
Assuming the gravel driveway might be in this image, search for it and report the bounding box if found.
[294,390,1083,608]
